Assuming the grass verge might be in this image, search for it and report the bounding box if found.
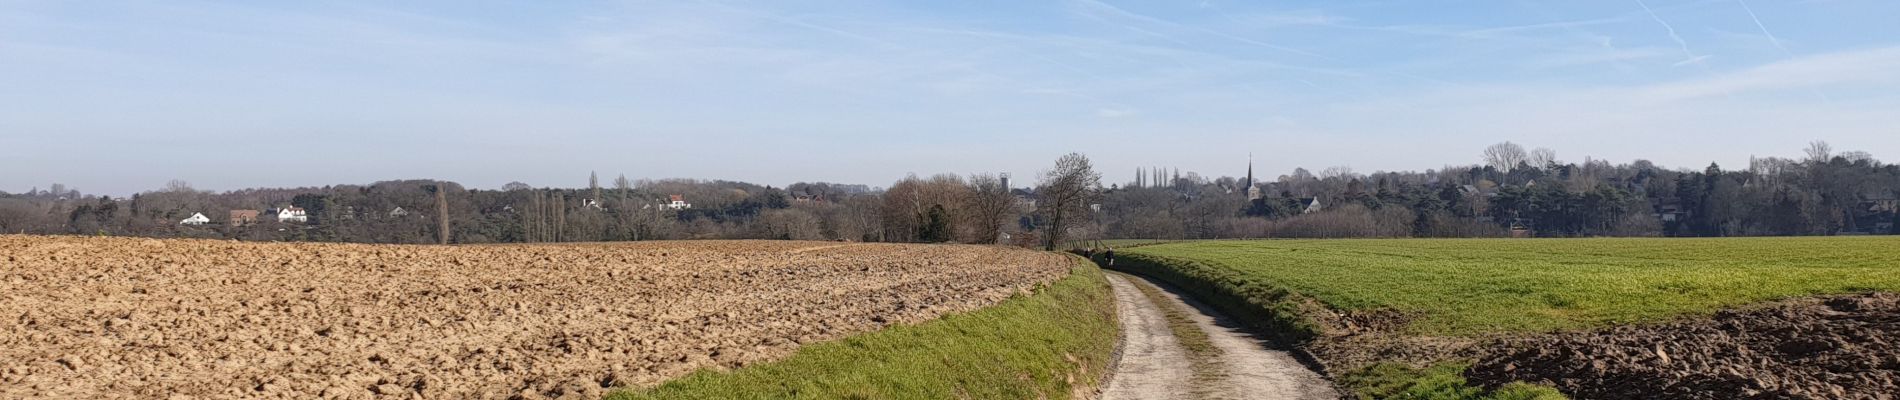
[607,254,1117,400]
[1107,251,1326,344]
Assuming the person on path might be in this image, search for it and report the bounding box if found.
[1104,246,1116,267]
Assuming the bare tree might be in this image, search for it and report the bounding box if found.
[756,208,823,240]
[1483,142,1529,172]
[1036,153,1101,250]
[963,173,1015,244]
[614,174,632,195]
[1287,167,1314,182]
[1840,151,1875,164]
[434,185,450,244]
[1805,141,1833,163]
[165,180,195,193]
[502,182,531,191]
[589,171,601,201]
[1319,166,1357,180]
[1529,148,1558,170]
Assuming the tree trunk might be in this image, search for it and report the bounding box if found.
[1044,209,1064,251]
[436,188,449,245]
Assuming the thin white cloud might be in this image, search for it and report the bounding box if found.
[685,0,906,50]
[1671,54,1712,67]
[1527,46,1672,68]
[1642,46,1900,101]
[1070,0,1328,58]
[1460,14,1638,38]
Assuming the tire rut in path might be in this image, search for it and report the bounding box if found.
[1101,273,1337,400]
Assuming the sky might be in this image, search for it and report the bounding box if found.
[4,0,1898,195]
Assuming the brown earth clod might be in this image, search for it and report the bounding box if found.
[1468,293,1900,400]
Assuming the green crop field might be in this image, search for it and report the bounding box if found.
[1127,237,1900,336]
[1065,238,1177,250]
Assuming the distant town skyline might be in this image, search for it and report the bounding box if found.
[5,0,1899,195]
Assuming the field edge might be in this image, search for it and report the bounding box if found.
[607,252,1119,400]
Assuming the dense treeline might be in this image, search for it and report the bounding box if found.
[2,143,1895,244]
[0,172,1037,245]
[0,177,889,244]
[1098,141,1897,239]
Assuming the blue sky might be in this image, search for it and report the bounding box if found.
[4,0,1898,195]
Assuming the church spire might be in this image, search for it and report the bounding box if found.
[1246,153,1255,190]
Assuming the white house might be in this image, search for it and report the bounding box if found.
[389,207,409,217]
[179,212,210,226]
[666,195,692,210]
[275,207,308,223]
[1303,198,1324,214]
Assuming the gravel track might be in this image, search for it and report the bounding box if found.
[1102,273,1336,400]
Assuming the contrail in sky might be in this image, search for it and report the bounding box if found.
[1736,0,1790,54]
[1636,0,1703,66]
[1735,0,1831,103]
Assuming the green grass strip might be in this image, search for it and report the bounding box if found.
[1339,363,1564,400]
[608,255,1118,400]
[1107,251,1327,344]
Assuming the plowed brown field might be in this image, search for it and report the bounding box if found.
[0,236,1072,399]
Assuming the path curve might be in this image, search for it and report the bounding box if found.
[1101,273,1338,400]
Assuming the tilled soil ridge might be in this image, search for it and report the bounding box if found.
[0,236,1071,399]
[1469,293,1900,400]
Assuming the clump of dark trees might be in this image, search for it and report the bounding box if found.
[2,142,1894,245]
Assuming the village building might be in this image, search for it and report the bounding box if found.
[228,210,260,226]
[666,195,692,210]
[1011,188,1038,209]
[1867,197,1899,213]
[272,206,308,223]
[389,207,409,217]
[1301,197,1323,214]
[179,212,210,226]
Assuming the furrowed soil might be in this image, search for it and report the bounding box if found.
[0,235,1071,399]
[1469,293,1900,400]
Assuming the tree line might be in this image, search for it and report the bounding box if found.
[3,143,1894,245]
[1095,141,1896,239]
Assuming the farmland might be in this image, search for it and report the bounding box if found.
[1114,237,1900,399]
[0,236,1076,398]
[611,254,1116,400]
[1127,237,1900,335]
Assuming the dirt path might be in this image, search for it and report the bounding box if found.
[1100,273,1197,397]
[1102,273,1337,400]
